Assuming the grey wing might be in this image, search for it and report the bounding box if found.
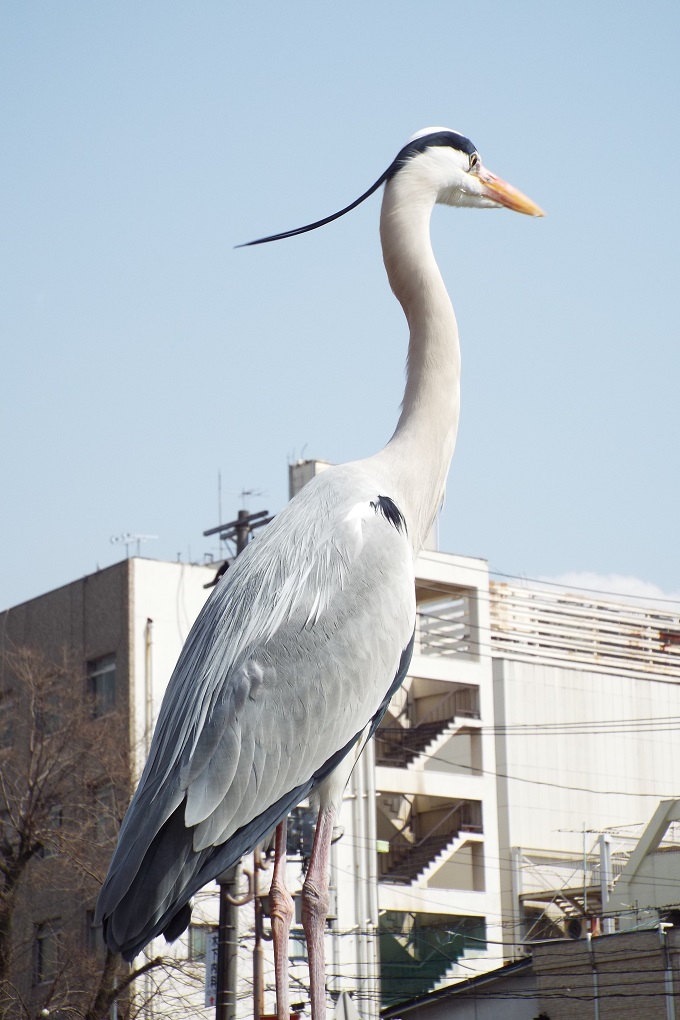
[97,470,415,959]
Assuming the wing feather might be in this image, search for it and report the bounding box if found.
[192,728,256,851]
[182,718,241,821]
[249,737,281,821]
[97,462,416,957]
[183,722,241,830]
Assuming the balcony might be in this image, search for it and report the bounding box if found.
[378,799,483,886]
[375,683,480,769]
[415,589,478,660]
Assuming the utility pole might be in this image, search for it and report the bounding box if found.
[598,834,614,935]
[215,867,242,1020]
[203,505,273,1020]
[204,508,273,557]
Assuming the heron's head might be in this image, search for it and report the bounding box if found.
[390,127,544,217]
[240,126,543,247]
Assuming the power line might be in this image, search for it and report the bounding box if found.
[489,567,680,607]
[435,556,680,608]
[375,735,680,799]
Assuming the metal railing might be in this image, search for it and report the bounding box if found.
[415,684,480,726]
[375,686,480,768]
[416,593,477,659]
[490,583,680,678]
[379,802,483,884]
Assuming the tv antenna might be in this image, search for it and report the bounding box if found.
[110,532,158,558]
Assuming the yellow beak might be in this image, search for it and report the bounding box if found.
[478,166,545,217]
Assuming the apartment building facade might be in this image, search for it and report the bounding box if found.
[489,580,680,944]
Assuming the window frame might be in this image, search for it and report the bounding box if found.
[34,918,62,985]
[87,654,116,718]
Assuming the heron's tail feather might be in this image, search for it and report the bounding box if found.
[162,902,194,944]
[101,802,203,960]
[98,776,319,961]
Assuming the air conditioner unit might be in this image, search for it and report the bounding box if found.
[564,917,589,940]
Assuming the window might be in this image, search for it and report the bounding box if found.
[34,919,62,984]
[87,654,116,718]
[36,688,62,736]
[94,783,117,844]
[189,923,211,962]
[1,810,17,851]
[289,929,308,964]
[38,803,63,858]
[85,909,106,954]
[0,691,14,747]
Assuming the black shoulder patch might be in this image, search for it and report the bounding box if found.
[370,495,407,535]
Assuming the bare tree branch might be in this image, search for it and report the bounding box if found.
[0,646,199,1020]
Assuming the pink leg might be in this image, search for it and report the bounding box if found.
[302,806,335,1020]
[270,819,294,1020]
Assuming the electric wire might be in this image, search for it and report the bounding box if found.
[488,566,680,607]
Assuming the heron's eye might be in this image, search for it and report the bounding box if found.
[469,152,480,172]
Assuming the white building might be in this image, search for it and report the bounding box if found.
[489,580,680,943]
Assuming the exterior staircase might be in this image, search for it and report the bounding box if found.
[380,915,488,1006]
[434,950,496,989]
[377,716,479,770]
[380,828,483,885]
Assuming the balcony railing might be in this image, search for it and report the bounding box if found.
[379,802,483,884]
[375,685,480,768]
[490,583,680,677]
[416,593,476,659]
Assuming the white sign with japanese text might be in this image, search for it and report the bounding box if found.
[204,927,219,1008]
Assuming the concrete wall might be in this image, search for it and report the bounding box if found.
[0,558,132,728]
[493,656,680,935]
[382,961,536,1020]
[532,928,680,1019]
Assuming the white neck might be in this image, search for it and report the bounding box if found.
[371,171,461,552]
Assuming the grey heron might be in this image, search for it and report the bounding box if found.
[96,127,542,1018]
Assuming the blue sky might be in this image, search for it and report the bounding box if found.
[2,1,679,611]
